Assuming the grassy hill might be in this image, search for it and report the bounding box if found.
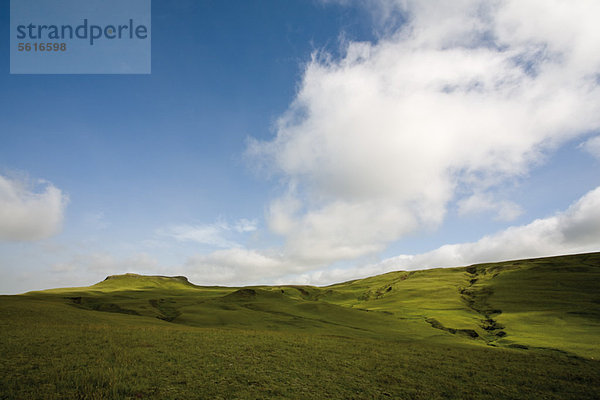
[1,252,599,399]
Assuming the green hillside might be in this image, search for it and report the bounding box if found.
[1,252,599,399]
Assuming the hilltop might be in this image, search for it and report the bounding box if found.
[2,252,599,399]
[96,273,197,290]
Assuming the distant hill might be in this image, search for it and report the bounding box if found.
[23,252,600,358]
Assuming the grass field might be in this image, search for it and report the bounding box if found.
[1,253,599,399]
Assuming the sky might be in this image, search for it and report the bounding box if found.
[1,0,599,294]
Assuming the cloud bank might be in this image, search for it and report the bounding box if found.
[0,174,68,241]
[184,186,600,286]
[279,185,600,286]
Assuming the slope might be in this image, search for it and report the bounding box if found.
[18,252,600,357]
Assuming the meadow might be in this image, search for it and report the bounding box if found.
[1,253,599,399]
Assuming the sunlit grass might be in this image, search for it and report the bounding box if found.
[1,252,599,399]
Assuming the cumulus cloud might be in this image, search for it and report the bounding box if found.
[288,185,600,285]
[0,174,69,241]
[184,186,600,286]
[383,185,600,268]
[247,0,600,265]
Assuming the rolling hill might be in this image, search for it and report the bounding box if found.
[1,252,599,399]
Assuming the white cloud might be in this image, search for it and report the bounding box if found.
[183,186,600,286]
[248,0,600,265]
[388,185,600,268]
[0,174,69,241]
[580,135,600,159]
[302,185,600,285]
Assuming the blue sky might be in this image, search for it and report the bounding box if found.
[1,0,600,294]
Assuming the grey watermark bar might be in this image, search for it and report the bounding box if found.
[10,0,151,74]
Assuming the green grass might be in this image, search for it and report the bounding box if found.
[1,253,599,399]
